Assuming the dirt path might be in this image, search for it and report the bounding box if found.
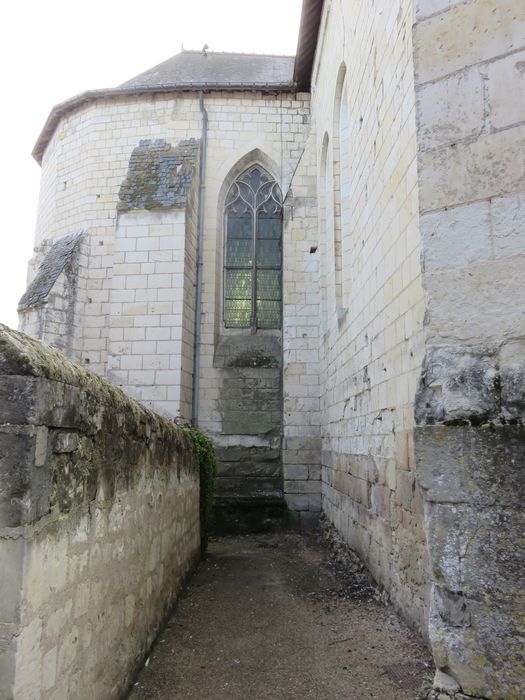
[128,533,431,700]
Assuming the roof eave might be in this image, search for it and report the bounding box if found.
[32,82,295,165]
[293,0,324,92]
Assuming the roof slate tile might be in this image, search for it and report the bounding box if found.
[120,51,295,89]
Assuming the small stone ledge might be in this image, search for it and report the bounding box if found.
[417,669,489,700]
[424,692,488,700]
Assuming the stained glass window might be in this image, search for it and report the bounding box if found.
[224,166,282,329]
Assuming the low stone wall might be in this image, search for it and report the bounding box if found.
[0,325,200,700]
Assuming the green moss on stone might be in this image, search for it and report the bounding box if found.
[181,425,216,554]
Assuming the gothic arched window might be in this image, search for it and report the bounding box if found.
[224,165,282,329]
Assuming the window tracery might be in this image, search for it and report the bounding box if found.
[223,165,282,329]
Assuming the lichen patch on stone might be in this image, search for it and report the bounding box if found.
[118,138,199,211]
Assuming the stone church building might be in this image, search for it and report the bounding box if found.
[16,0,525,697]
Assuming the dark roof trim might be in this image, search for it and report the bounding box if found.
[32,81,294,165]
[293,0,324,91]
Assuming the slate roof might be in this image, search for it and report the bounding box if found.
[18,231,86,311]
[121,51,295,90]
[118,138,200,211]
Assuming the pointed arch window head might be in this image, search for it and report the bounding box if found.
[224,165,282,330]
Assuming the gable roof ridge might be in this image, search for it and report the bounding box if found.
[179,49,295,59]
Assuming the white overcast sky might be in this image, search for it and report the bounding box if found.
[0,0,302,328]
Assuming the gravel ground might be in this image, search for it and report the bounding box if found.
[128,533,432,700]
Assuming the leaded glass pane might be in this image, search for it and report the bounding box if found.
[224,165,283,330]
[227,214,252,239]
[256,239,281,268]
[227,239,252,267]
[256,300,281,328]
[257,215,281,239]
[225,269,252,299]
[226,199,250,217]
[256,269,281,301]
[225,299,252,328]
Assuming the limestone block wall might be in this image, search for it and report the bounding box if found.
[18,233,90,364]
[283,130,322,530]
[181,143,200,419]
[193,96,312,523]
[29,91,310,422]
[107,138,200,420]
[0,325,200,700]
[28,85,314,522]
[212,334,283,504]
[30,94,204,377]
[413,1,525,696]
[310,0,428,632]
[414,0,525,353]
[108,209,189,418]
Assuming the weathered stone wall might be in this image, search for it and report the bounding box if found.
[18,232,89,364]
[309,0,428,632]
[283,130,322,530]
[0,325,200,700]
[211,334,284,531]
[181,139,200,420]
[27,90,315,524]
[413,1,525,696]
[194,98,312,527]
[415,426,525,699]
[107,138,199,420]
[29,92,310,382]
